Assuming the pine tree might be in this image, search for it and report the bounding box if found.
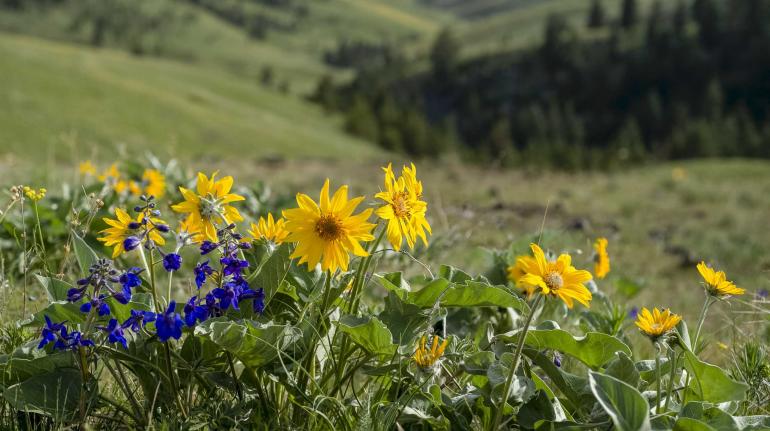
[587,0,606,28]
[430,28,460,83]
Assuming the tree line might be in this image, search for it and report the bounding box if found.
[314,0,770,169]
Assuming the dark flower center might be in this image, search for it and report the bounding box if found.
[315,215,343,241]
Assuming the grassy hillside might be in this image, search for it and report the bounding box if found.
[0,33,381,161]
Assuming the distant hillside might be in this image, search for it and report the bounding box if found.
[0,34,380,160]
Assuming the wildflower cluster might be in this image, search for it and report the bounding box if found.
[23,186,46,202]
[81,161,166,199]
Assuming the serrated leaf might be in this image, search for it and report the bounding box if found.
[588,371,650,431]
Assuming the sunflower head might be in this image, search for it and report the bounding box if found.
[697,261,744,297]
[374,163,431,251]
[594,237,610,279]
[249,213,289,245]
[142,169,166,199]
[79,160,96,176]
[635,307,682,340]
[283,179,375,273]
[413,335,449,368]
[97,208,166,258]
[507,255,538,298]
[171,172,245,242]
[518,243,593,308]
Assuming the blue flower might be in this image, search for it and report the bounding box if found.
[553,352,562,368]
[627,306,639,320]
[220,257,249,277]
[156,301,184,342]
[80,295,110,316]
[200,241,218,255]
[112,286,133,305]
[757,289,769,300]
[194,261,214,289]
[119,267,143,289]
[123,236,141,252]
[212,280,246,311]
[163,253,182,272]
[38,315,64,349]
[183,296,213,327]
[100,319,127,349]
[122,309,155,333]
[38,316,93,351]
[241,287,266,314]
[66,287,86,302]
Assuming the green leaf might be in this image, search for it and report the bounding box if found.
[338,315,397,356]
[680,402,739,430]
[501,328,631,369]
[438,265,473,283]
[375,272,410,300]
[72,232,98,275]
[4,367,81,421]
[518,390,557,429]
[604,352,641,388]
[24,302,87,327]
[34,275,73,302]
[408,280,528,311]
[673,417,718,431]
[195,319,301,368]
[682,351,748,403]
[588,370,651,431]
[523,348,593,412]
[1,353,77,388]
[254,243,291,303]
[377,292,431,345]
[614,277,643,298]
[462,351,496,375]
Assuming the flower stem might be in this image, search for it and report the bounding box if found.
[664,347,677,411]
[491,294,543,431]
[227,351,243,402]
[683,295,713,406]
[655,343,662,414]
[348,225,385,315]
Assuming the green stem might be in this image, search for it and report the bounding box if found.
[692,296,712,351]
[164,343,186,418]
[664,348,677,411]
[491,294,544,431]
[655,343,662,414]
[32,202,49,274]
[227,351,243,402]
[348,226,386,315]
[683,295,713,406]
[167,270,174,303]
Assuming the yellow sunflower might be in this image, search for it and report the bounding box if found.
[413,335,449,368]
[249,213,289,244]
[635,307,682,339]
[98,208,166,258]
[697,261,744,297]
[142,169,166,199]
[79,160,96,176]
[518,243,593,308]
[178,216,203,243]
[98,163,121,182]
[283,179,375,273]
[374,163,431,251]
[171,172,245,242]
[594,237,610,279]
[507,255,537,298]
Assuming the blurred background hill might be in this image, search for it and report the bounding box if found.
[2,0,767,169]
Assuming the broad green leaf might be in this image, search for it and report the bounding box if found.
[438,265,472,283]
[34,275,72,302]
[338,315,397,356]
[408,280,528,311]
[501,328,631,369]
[462,351,496,375]
[588,371,650,431]
[254,242,291,303]
[377,292,431,345]
[1,353,76,388]
[487,352,536,403]
[4,367,81,421]
[518,390,557,429]
[680,402,739,430]
[72,232,98,275]
[195,319,301,368]
[535,421,608,430]
[732,416,770,430]
[682,351,748,403]
[24,301,87,327]
[605,352,641,388]
[673,417,718,431]
[636,358,670,383]
[523,348,593,412]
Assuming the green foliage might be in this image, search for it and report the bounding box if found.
[588,371,650,431]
